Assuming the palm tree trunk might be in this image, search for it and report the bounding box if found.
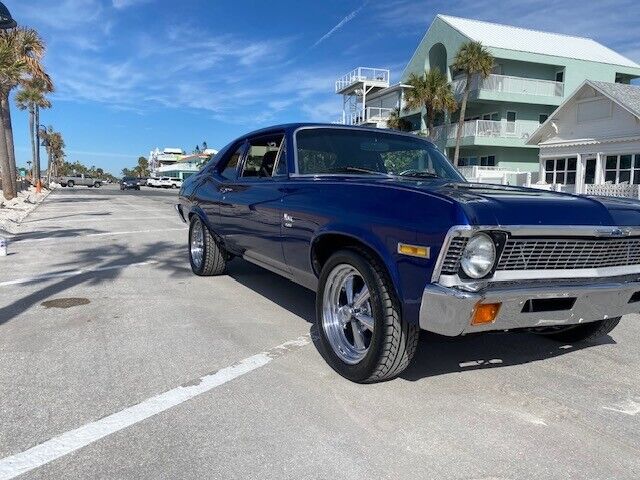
[1,93,18,194]
[453,74,472,167]
[28,107,36,185]
[35,106,41,184]
[0,90,16,199]
[426,106,435,140]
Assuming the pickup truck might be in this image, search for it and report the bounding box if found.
[58,174,102,188]
[176,123,640,383]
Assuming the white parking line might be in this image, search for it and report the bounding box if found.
[25,215,178,224]
[0,261,158,287]
[15,228,186,245]
[0,335,311,480]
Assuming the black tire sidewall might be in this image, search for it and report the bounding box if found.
[316,249,392,382]
[188,217,207,275]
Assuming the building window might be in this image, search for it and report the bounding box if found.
[539,114,549,124]
[506,111,517,123]
[555,70,564,83]
[480,155,496,166]
[458,155,495,167]
[605,154,640,184]
[545,157,577,184]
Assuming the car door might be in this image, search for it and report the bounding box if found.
[222,132,290,276]
[212,141,248,252]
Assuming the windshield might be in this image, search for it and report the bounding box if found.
[295,128,465,181]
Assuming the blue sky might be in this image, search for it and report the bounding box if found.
[7,0,640,175]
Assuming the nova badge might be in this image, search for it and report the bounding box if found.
[597,227,632,237]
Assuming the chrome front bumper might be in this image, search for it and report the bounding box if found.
[419,275,640,336]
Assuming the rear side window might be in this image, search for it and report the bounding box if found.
[221,143,245,180]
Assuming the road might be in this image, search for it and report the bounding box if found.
[1,185,639,479]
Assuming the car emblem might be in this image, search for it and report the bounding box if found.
[598,227,632,237]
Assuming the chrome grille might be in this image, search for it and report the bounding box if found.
[497,237,640,271]
[440,237,468,274]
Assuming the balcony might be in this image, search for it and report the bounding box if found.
[344,107,394,126]
[335,67,390,93]
[452,74,564,100]
[430,119,541,145]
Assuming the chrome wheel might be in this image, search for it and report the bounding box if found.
[190,220,204,269]
[322,264,374,364]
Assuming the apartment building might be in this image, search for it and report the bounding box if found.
[336,14,640,172]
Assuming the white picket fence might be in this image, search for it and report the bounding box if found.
[585,184,640,199]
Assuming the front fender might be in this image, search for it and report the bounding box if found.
[312,223,417,316]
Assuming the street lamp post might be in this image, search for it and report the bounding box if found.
[0,2,16,30]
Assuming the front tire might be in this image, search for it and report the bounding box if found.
[536,317,621,343]
[316,249,419,383]
[67,180,75,188]
[189,216,226,276]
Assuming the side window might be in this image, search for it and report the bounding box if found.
[221,143,245,180]
[274,144,287,176]
[241,134,284,178]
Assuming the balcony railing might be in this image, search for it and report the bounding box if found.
[452,74,564,98]
[344,107,394,126]
[335,67,390,93]
[430,119,540,142]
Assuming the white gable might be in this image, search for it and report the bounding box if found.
[438,15,640,68]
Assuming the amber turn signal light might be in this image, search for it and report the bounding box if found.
[397,243,430,258]
[471,302,501,325]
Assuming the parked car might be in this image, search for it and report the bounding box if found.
[147,176,172,188]
[58,174,102,188]
[176,123,640,383]
[120,177,140,190]
[169,178,183,189]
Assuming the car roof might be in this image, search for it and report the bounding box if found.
[238,123,432,144]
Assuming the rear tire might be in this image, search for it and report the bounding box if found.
[316,249,419,383]
[537,317,621,343]
[189,216,226,276]
[67,180,75,187]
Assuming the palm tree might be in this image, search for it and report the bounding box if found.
[0,27,48,199]
[452,41,494,166]
[386,108,412,132]
[40,126,65,184]
[404,69,457,140]
[15,77,52,187]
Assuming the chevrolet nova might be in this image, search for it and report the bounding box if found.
[176,124,640,383]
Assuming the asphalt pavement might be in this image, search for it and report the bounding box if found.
[0,185,639,479]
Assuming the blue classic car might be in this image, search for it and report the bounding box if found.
[176,124,640,383]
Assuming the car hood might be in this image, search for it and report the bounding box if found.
[431,181,640,226]
[373,178,640,227]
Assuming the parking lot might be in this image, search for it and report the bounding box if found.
[1,185,639,479]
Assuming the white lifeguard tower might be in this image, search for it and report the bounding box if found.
[335,67,390,127]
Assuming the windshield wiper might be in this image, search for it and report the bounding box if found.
[331,166,391,176]
[397,170,440,179]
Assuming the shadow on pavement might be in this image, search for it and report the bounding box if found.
[399,330,614,381]
[225,260,315,323]
[218,260,613,380]
[12,228,108,241]
[22,212,112,224]
[0,240,186,327]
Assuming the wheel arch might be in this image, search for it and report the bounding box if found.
[186,206,225,244]
[310,229,403,303]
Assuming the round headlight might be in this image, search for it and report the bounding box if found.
[460,233,496,279]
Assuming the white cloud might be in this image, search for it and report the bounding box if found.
[112,0,152,9]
